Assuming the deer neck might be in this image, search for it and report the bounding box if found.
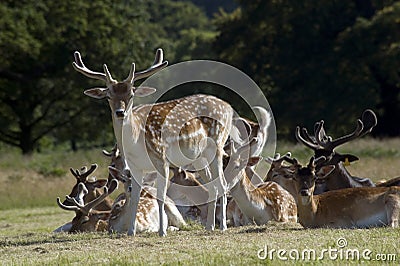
[296,193,319,228]
[229,170,261,214]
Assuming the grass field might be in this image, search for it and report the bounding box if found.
[0,139,399,265]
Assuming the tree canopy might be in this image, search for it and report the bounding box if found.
[0,0,399,154]
[214,0,400,138]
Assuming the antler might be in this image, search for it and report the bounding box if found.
[57,179,118,215]
[72,48,167,85]
[265,152,296,166]
[129,48,168,83]
[72,51,116,84]
[69,164,98,182]
[296,109,377,152]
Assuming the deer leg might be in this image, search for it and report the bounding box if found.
[385,191,400,228]
[127,169,143,236]
[157,161,169,237]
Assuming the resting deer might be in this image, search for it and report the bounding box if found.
[291,156,400,229]
[224,140,297,226]
[295,109,378,193]
[53,164,114,233]
[225,107,272,185]
[296,109,400,191]
[107,166,186,233]
[57,179,118,233]
[73,49,234,236]
[264,153,298,200]
[167,168,209,224]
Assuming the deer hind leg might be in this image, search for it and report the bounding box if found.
[385,190,400,228]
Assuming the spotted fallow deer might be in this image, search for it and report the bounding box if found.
[291,156,400,229]
[107,166,186,233]
[225,107,272,186]
[73,49,233,236]
[224,140,297,226]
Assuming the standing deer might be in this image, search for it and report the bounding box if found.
[73,49,233,236]
[290,156,400,228]
[224,140,297,226]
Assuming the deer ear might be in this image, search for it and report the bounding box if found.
[134,86,156,97]
[84,88,108,99]
[316,165,335,179]
[340,154,359,166]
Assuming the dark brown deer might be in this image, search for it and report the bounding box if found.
[295,109,377,193]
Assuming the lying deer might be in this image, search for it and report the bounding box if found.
[53,164,113,232]
[73,49,234,236]
[224,140,297,226]
[295,109,377,193]
[290,157,400,229]
[107,166,186,233]
[57,180,118,233]
[225,107,272,185]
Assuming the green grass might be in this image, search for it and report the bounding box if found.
[0,139,399,265]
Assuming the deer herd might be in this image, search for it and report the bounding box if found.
[55,48,400,235]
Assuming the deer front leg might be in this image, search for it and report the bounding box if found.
[127,169,143,236]
[385,191,400,228]
[157,162,169,237]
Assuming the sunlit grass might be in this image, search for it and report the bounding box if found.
[0,139,399,264]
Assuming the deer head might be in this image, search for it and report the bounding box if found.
[72,49,168,120]
[57,179,118,232]
[62,164,110,210]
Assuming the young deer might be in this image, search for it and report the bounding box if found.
[264,153,298,200]
[224,141,297,226]
[225,107,272,185]
[291,157,400,229]
[73,49,233,236]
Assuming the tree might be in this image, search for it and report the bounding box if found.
[214,0,400,138]
[0,0,215,154]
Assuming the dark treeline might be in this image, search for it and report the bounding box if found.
[0,0,399,154]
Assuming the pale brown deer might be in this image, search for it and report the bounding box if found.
[73,49,233,236]
[224,140,297,226]
[290,156,400,229]
[264,153,298,200]
[56,179,118,233]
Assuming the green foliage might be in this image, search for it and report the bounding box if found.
[214,0,400,139]
[0,0,216,154]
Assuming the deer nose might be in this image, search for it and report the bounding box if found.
[300,189,311,196]
[115,109,125,118]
